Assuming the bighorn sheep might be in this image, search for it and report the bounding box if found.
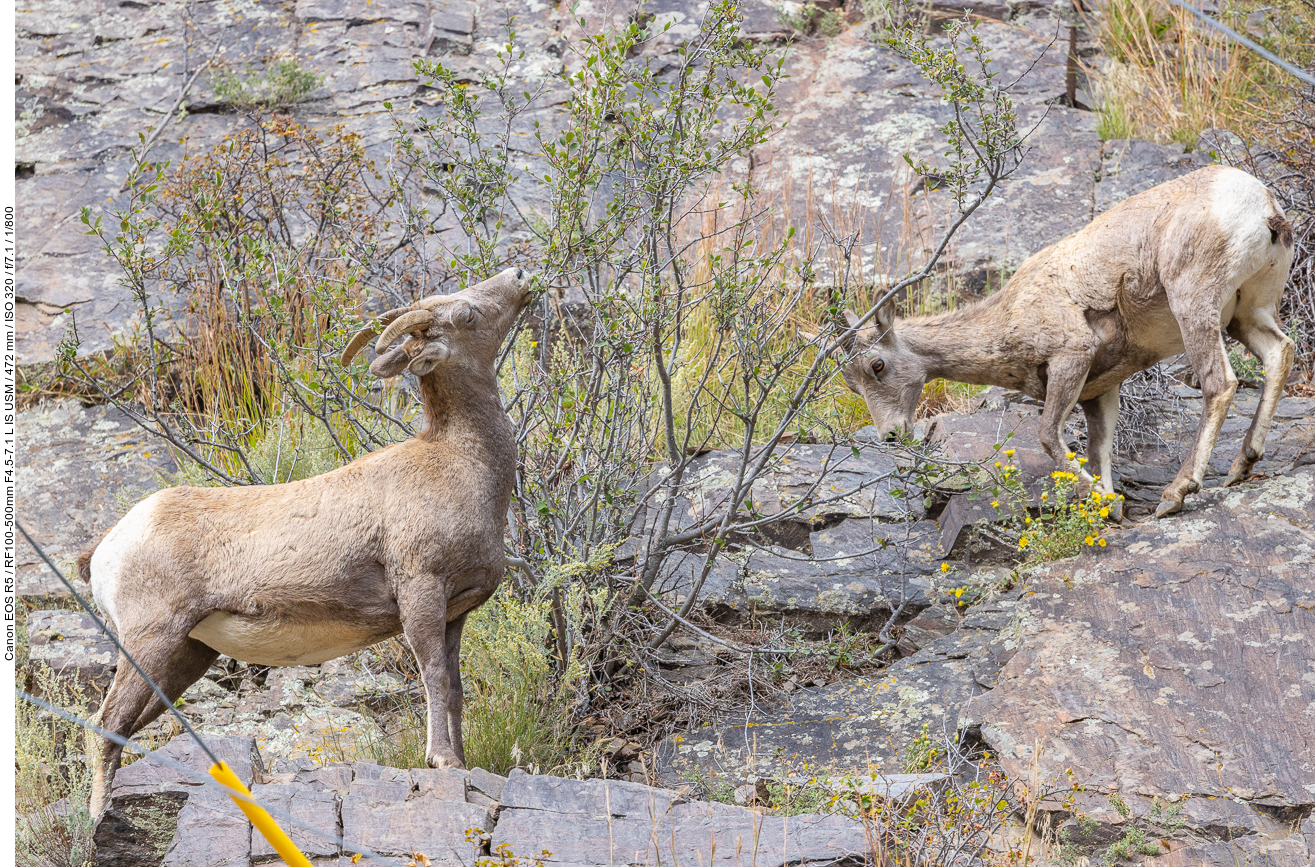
[834,166,1295,518]
[80,268,531,815]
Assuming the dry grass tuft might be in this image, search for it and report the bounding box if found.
[16,665,97,867]
[1085,0,1273,147]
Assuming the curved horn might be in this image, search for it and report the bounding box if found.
[340,327,380,367]
[369,345,411,378]
[375,310,435,354]
[377,306,414,326]
[407,341,451,377]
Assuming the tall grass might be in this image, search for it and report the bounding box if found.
[340,589,588,775]
[1086,0,1273,147]
[16,666,96,867]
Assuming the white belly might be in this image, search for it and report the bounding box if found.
[188,613,388,666]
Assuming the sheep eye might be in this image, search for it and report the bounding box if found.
[871,358,885,375]
[465,308,477,325]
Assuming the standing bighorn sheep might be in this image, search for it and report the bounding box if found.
[835,166,1295,518]
[80,268,531,815]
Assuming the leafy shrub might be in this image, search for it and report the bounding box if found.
[69,117,421,485]
[778,2,848,37]
[210,59,323,110]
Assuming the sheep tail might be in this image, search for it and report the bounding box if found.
[76,543,98,583]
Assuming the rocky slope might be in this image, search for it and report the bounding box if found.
[18,1,1315,865]
[18,0,1210,362]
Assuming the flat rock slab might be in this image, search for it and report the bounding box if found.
[655,591,1022,784]
[491,770,870,867]
[17,400,175,599]
[654,518,942,631]
[25,609,118,689]
[95,739,872,867]
[978,465,1315,840]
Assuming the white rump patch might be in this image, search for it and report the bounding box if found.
[1209,168,1275,283]
[90,493,161,629]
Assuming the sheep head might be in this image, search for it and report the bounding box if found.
[835,302,927,440]
[341,267,532,378]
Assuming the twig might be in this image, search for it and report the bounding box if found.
[120,47,223,192]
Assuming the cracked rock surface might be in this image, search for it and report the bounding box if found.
[93,736,870,867]
[18,0,1208,363]
[979,464,1315,853]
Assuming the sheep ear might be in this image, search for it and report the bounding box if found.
[798,328,820,343]
[874,297,897,334]
[407,341,452,377]
[843,308,863,329]
[369,345,410,378]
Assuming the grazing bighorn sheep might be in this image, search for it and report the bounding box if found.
[80,267,531,815]
[834,166,1294,518]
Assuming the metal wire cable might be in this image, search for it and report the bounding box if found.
[16,520,222,767]
[1169,0,1315,88]
[16,690,386,863]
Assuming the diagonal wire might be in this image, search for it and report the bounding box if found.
[1169,0,1315,88]
[16,520,221,767]
[16,690,387,863]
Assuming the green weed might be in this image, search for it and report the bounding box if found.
[210,59,323,110]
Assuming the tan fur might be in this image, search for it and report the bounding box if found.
[85,268,531,815]
[838,166,1295,517]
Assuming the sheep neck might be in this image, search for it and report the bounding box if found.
[899,297,1032,390]
[415,367,513,448]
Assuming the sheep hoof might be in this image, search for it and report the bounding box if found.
[1107,498,1124,523]
[1223,470,1246,488]
[1154,499,1182,519]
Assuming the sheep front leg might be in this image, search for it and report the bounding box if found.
[444,611,468,767]
[1038,354,1093,490]
[1079,385,1122,521]
[400,592,463,769]
[1223,307,1295,486]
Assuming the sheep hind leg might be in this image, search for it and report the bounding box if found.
[1223,306,1295,487]
[89,635,219,816]
[127,638,220,735]
[1157,315,1237,518]
[1079,384,1122,521]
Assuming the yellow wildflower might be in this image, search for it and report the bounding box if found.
[1024,517,1031,524]
[1005,449,1015,457]
[995,461,1002,468]
[991,500,999,508]
[1065,451,1076,460]
[1099,507,1109,518]
[1041,492,1048,501]
[1098,538,1107,547]
[1019,536,1030,549]
[941,562,950,573]
[1078,457,1088,464]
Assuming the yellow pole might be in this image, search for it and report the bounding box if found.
[209,762,314,867]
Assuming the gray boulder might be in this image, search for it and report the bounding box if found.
[978,465,1315,843]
